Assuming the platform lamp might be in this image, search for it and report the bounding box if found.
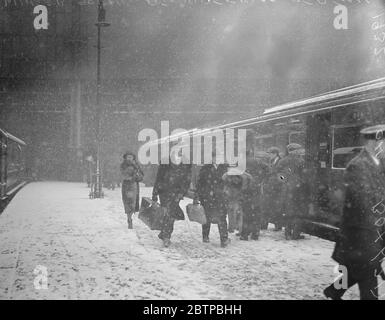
[91,0,110,199]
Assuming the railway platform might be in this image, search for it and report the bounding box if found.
[0,182,377,299]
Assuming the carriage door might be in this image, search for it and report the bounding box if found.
[305,112,332,219]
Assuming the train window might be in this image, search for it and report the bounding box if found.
[255,135,274,152]
[289,131,305,146]
[332,126,363,169]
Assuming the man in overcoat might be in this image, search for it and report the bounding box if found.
[194,152,230,248]
[324,125,385,300]
[152,150,192,247]
[265,146,284,231]
[276,143,306,240]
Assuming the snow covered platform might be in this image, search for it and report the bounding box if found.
[0,182,378,300]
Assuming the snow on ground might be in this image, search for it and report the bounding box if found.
[0,182,382,300]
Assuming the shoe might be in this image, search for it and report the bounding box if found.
[163,238,171,248]
[203,237,210,243]
[228,229,235,233]
[158,233,164,240]
[250,233,259,240]
[260,222,268,230]
[293,235,305,240]
[239,235,249,241]
[323,286,343,300]
[220,238,231,248]
[235,232,241,236]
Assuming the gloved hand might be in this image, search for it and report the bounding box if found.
[193,198,200,205]
[152,194,158,202]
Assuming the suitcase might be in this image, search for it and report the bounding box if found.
[186,203,207,225]
[138,197,166,231]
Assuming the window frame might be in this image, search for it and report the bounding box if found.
[331,124,363,170]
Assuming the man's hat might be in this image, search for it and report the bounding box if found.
[360,125,385,141]
[267,146,280,155]
[287,143,303,153]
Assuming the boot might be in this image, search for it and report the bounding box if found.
[163,238,171,248]
[220,238,231,248]
[250,232,259,240]
[127,216,133,229]
[239,235,249,241]
[285,228,292,240]
[203,236,210,243]
[323,285,343,300]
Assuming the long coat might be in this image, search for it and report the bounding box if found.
[152,160,192,219]
[275,153,307,218]
[332,149,385,279]
[196,164,228,221]
[263,157,285,224]
[222,172,244,231]
[121,160,144,213]
[246,158,270,200]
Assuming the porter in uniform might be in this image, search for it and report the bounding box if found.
[324,124,385,300]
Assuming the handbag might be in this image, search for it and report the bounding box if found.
[138,197,166,231]
[186,203,207,225]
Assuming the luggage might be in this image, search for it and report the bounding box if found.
[186,203,207,225]
[138,197,166,231]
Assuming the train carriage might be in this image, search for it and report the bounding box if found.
[147,77,385,241]
[0,129,27,211]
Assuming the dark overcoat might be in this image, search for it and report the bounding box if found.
[275,153,307,218]
[196,164,229,220]
[246,159,270,199]
[263,157,285,223]
[332,149,385,279]
[152,159,192,219]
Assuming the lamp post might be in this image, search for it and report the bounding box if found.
[92,0,110,199]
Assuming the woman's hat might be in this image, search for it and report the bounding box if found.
[123,151,136,160]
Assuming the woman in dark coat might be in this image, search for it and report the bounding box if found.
[121,152,144,229]
[265,146,284,231]
[152,150,192,247]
